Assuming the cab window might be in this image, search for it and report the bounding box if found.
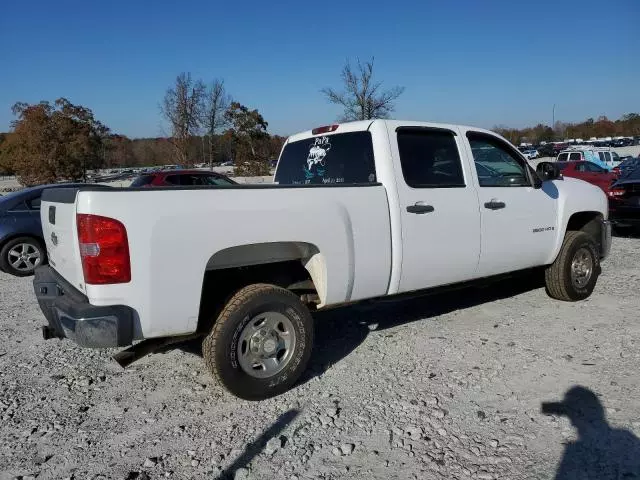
[467,132,530,187]
[397,128,465,188]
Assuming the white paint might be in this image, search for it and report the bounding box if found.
[41,120,610,342]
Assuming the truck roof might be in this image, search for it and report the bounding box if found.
[287,119,496,143]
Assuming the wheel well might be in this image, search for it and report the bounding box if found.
[196,260,316,333]
[566,211,603,247]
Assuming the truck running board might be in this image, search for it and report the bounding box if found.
[113,333,203,368]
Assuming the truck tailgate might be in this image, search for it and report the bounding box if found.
[41,189,85,292]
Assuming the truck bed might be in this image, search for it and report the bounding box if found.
[41,183,392,340]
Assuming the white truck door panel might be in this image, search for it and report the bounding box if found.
[388,125,481,292]
[462,130,557,277]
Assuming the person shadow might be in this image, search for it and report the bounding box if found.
[542,386,640,479]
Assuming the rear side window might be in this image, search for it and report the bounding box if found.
[199,174,235,186]
[397,129,465,188]
[558,153,569,161]
[274,132,376,185]
[569,153,582,161]
[604,152,612,162]
[164,175,182,185]
[585,162,605,172]
[131,175,154,187]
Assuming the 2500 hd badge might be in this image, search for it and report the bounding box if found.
[533,226,555,233]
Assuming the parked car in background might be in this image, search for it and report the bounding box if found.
[592,148,622,169]
[556,149,613,171]
[537,144,556,157]
[130,170,237,187]
[613,157,640,177]
[608,167,640,229]
[522,149,540,160]
[0,184,88,276]
[555,161,617,193]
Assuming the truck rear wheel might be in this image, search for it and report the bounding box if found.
[545,231,600,301]
[202,284,313,400]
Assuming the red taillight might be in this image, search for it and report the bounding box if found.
[77,214,131,284]
[312,124,339,135]
[607,187,625,198]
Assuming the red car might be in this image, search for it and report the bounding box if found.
[555,161,617,193]
[130,169,237,187]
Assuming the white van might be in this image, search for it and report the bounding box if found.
[557,146,621,170]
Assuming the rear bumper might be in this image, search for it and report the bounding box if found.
[33,266,134,348]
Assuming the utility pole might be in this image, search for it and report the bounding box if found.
[552,104,556,139]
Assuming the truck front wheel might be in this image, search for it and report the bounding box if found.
[202,284,314,400]
[545,231,600,301]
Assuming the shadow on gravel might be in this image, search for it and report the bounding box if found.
[216,408,299,480]
[166,271,545,388]
[301,270,545,384]
[542,386,640,479]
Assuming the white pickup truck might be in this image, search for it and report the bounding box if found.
[34,120,612,400]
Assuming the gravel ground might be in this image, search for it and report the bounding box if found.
[1,238,640,480]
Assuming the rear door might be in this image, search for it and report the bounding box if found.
[389,125,481,292]
[462,130,558,277]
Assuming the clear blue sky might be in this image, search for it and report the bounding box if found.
[1,0,638,138]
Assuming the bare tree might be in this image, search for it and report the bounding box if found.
[202,79,231,168]
[160,72,205,165]
[321,58,404,121]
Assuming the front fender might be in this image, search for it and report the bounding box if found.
[546,177,608,264]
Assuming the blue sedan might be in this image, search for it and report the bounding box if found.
[0,184,85,276]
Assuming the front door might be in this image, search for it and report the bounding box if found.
[462,131,558,277]
[390,126,482,293]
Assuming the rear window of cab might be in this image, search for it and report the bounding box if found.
[274,132,377,185]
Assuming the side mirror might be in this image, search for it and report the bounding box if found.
[536,161,562,182]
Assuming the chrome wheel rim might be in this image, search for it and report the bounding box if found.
[7,243,41,272]
[237,312,297,379]
[571,247,593,289]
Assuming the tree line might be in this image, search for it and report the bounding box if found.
[1,56,638,185]
[0,58,404,184]
[495,114,640,146]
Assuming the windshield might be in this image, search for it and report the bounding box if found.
[275,131,376,185]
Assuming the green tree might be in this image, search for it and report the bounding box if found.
[1,98,108,186]
[224,102,271,176]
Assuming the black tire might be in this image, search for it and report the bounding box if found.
[545,231,600,301]
[0,236,46,277]
[202,284,314,400]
